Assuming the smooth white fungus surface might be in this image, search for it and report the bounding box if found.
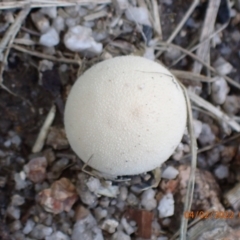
[64,56,187,176]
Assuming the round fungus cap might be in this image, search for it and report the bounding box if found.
[64,56,187,176]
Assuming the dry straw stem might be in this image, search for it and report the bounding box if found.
[0,6,30,101]
[188,90,240,132]
[156,42,240,90]
[172,70,216,83]
[0,6,30,82]
[12,44,81,65]
[150,0,162,39]
[0,0,111,10]
[192,0,221,73]
[181,132,240,161]
[32,104,56,153]
[167,0,200,44]
[170,22,229,68]
[156,0,199,59]
[177,83,197,240]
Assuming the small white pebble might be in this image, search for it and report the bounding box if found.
[94,207,108,221]
[101,219,119,233]
[121,218,135,235]
[65,5,81,17]
[193,119,203,139]
[14,172,27,190]
[125,6,151,26]
[45,231,70,240]
[127,193,139,206]
[31,12,50,33]
[40,27,59,47]
[213,57,233,75]
[11,135,21,146]
[157,237,169,240]
[86,177,101,193]
[141,189,157,211]
[64,25,102,55]
[158,193,174,218]
[223,95,240,116]
[72,214,103,240]
[172,143,184,161]
[40,7,57,19]
[198,123,215,146]
[11,194,25,206]
[211,76,229,105]
[214,165,229,179]
[7,206,20,220]
[65,17,81,28]
[4,139,11,147]
[162,166,179,179]
[53,16,65,32]
[112,230,131,240]
[23,219,35,235]
[30,224,53,239]
[119,186,128,201]
[114,0,129,11]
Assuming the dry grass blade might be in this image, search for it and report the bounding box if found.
[181,132,240,160]
[0,0,111,9]
[156,42,240,90]
[150,0,162,39]
[192,0,221,73]
[170,22,229,68]
[171,70,216,83]
[12,44,81,65]
[32,104,56,153]
[188,90,240,132]
[0,6,30,101]
[177,84,197,240]
[156,0,199,58]
[167,0,199,44]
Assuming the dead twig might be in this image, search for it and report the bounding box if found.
[171,70,216,83]
[32,104,56,153]
[188,90,240,132]
[0,6,30,101]
[155,42,240,90]
[178,83,197,240]
[192,0,221,74]
[150,0,162,39]
[156,0,199,58]
[12,44,81,65]
[0,0,111,10]
[170,22,229,68]
[182,132,240,161]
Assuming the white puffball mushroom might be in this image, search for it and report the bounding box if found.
[64,56,187,176]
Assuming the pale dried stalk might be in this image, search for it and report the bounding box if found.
[172,70,216,83]
[192,0,221,73]
[0,6,30,62]
[181,132,240,161]
[12,44,81,65]
[156,42,240,90]
[151,0,162,39]
[188,90,240,132]
[32,105,56,153]
[167,0,199,43]
[0,6,30,99]
[0,0,111,9]
[179,84,197,240]
[170,22,229,67]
